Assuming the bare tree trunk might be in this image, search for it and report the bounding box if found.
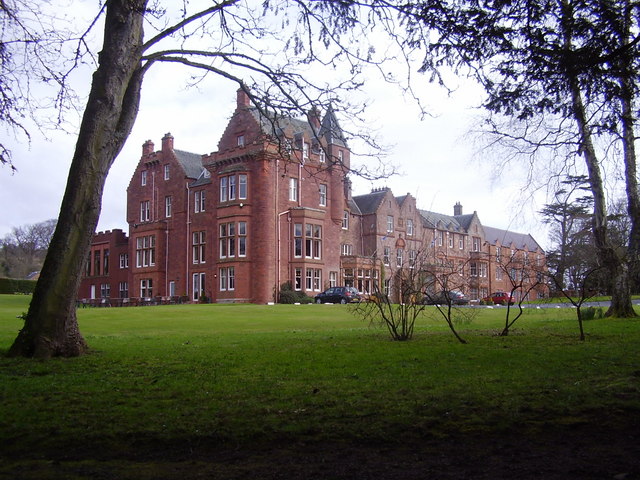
[8,0,148,358]
[561,1,634,318]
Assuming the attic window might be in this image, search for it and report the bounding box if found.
[237,135,245,147]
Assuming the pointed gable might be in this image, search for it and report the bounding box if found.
[319,106,347,147]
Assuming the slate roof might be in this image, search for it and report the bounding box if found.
[175,149,204,179]
[352,189,389,214]
[248,105,348,147]
[319,106,348,147]
[483,226,543,251]
[419,209,466,232]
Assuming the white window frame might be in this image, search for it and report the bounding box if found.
[141,170,147,186]
[239,174,247,199]
[165,196,172,218]
[289,177,298,202]
[319,184,327,207]
[163,164,170,180]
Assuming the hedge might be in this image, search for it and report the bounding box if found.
[0,278,36,294]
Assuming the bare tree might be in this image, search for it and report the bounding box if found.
[0,219,56,278]
[353,252,429,341]
[495,253,547,337]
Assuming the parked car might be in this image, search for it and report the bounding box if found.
[315,286,361,304]
[483,291,514,305]
[423,290,469,305]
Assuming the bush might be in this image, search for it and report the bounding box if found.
[278,282,314,304]
[582,306,604,321]
[0,278,36,294]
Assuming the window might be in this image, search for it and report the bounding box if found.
[303,142,309,161]
[119,253,129,269]
[238,222,247,257]
[94,250,101,276]
[319,184,327,207]
[103,249,109,275]
[338,150,344,163]
[229,175,236,200]
[383,246,390,266]
[305,223,322,259]
[237,134,245,147]
[220,177,227,202]
[164,164,170,180]
[192,231,206,264]
[135,235,156,268]
[448,233,454,248]
[470,262,478,277]
[119,282,129,298]
[329,271,337,288]
[407,219,414,236]
[192,273,206,301]
[219,222,239,258]
[387,215,394,233]
[195,190,205,212]
[165,196,172,218]
[140,200,150,222]
[473,236,481,252]
[100,283,110,299]
[289,177,298,201]
[409,250,416,267]
[319,149,326,163]
[169,281,176,297]
[140,278,153,298]
[341,244,353,256]
[459,236,464,250]
[313,269,321,291]
[396,248,403,267]
[496,246,502,262]
[524,251,529,265]
[496,268,503,280]
[294,268,302,290]
[479,262,488,278]
[437,230,443,246]
[306,268,313,290]
[141,170,147,186]
[342,211,349,229]
[239,174,247,199]
[384,279,391,296]
[294,223,303,257]
[219,267,235,291]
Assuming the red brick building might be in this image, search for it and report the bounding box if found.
[79,91,548,304]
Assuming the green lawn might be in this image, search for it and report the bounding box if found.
[1,295,639,477]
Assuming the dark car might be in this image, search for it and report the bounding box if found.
[423,290,469,305]
[483,291,515,305]
[315,286,361,304]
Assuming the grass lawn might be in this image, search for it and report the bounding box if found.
[1,295,639,479]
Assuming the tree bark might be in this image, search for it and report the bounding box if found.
[561,0,634,318]
[8,0,148,358]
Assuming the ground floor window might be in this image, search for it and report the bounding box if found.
[219,267,235,291]
[118,282,128,298]
[329,271,337,288]
[193,273,206,301]
[100,283,110,299]
[140,278,153,298]
[294,268,302,290]
[384,279,391,296]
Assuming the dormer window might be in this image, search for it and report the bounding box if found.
[237,135,245,147]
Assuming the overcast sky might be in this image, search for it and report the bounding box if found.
[0,3,550,248]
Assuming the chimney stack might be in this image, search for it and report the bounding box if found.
[237,88,251,108]
[142,140,154,156]
[454,202,463,216]
[161,132,174,151]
